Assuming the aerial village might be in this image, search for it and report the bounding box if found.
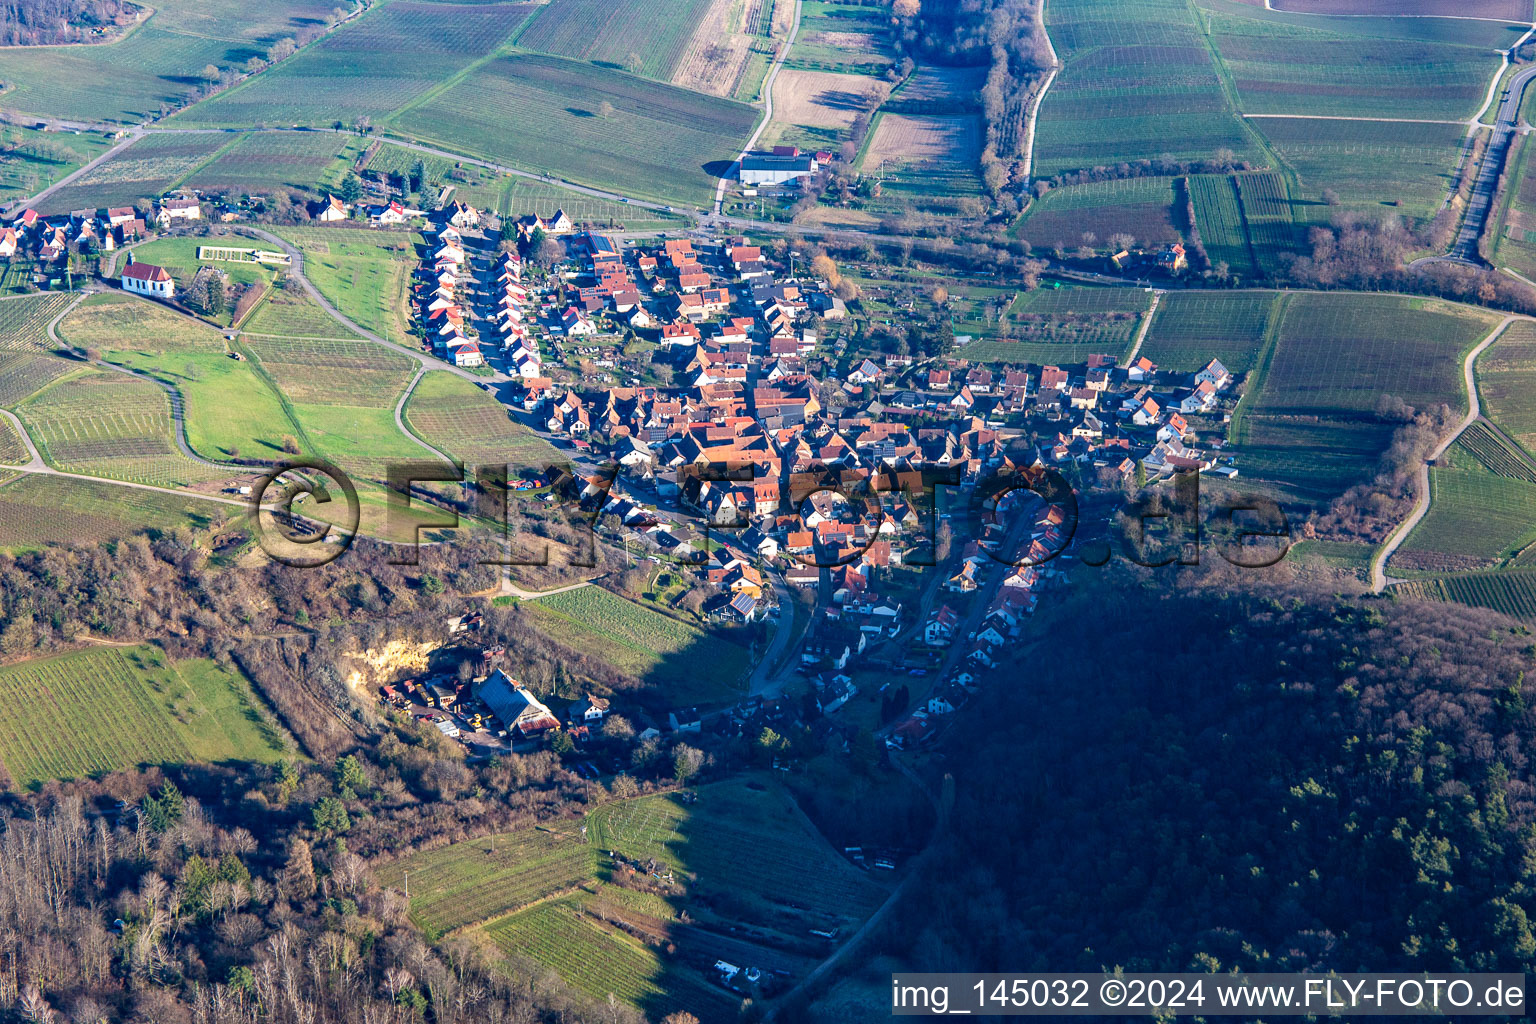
[7,166,1242,764]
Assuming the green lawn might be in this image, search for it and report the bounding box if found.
[1016,177,1184,251]
[0,645,287,791]
[269,226,418,345]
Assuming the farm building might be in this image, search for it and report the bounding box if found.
[154,197,200,226]
[121,260,174,300]
[477,670,560,737]
[740,153,816,186]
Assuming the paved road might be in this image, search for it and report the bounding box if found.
[1020,0,1060,183]
[394,366,456,465]
[1448,63,1536,263]
[1371,315,1524,591]
[2,129,142,215]
[237,227,512,391]
[712,0,803,216]
[748,570,805,697]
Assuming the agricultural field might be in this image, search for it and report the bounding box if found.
[32,132,230,214]
[182,131,353,192]
[1399,465,1536,569]
[242,337,414,408]
[1188,174,1255,278]
[1235,170,1303,276]
[1233,293,1496,501]
[1035,0,1257,176]
[169,2,540,129]
[1271,0,1528,13]
[1253,116,1465,221]
[783,0,895,76]
[0,416,28,465]
[965,286,1153,365]
[0,473,237,550]
[460,778,886,1019]
[515,0,715,81]
[1475,322,1536,457]
[1394,570,1536,621]
[0,293,76,351]
[1231,413,1399,502]
[586,781,888,923]
[0,0,345,122]
[0,127,118,203]
[18,371,231,488]
[58,292,225,353]
[0,352,77,409]
[0,645,286,792]
[1494,138,1536,278]
[1254,293,1495,417]
[242,282,363,339]
[858,114,984,196]
[1452,422,1536,483]
[1205,6,1516,121]
[393,54,759,205]
[497,178,687,230]
[404,372,562,470]
[481,897,737,1021]
[522,587,752,703]
[376,828,597,933]
[1015,177,1183,250]
[672,0,784,99]
[59,292,301,460]
[240,338,422,473]
[1140,291,1281,372]
[764,69,890,153]
[269,226,418,344]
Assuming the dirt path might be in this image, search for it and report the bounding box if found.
[1123,289,1162,364]
[1371,314,1525,591]
[712,0,803,216]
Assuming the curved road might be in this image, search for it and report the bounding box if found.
[1371,315,1524,591]
[712,0,803,217]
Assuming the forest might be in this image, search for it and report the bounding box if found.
[0,0,133,45]
[890,580,1536,977]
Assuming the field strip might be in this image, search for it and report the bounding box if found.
[1225,292,1288,445]
[1372,314,1529,592]
[713,0,802,214]
[1243,113,1470,124]
[446,884,590,938]
[1020,0,1060,183]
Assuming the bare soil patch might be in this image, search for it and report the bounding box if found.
[860,114,982,172]
[772,69,889,129]
[672,0,754,97]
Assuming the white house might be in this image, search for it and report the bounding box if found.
[121,261,174,300]
[155,197,200,226]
